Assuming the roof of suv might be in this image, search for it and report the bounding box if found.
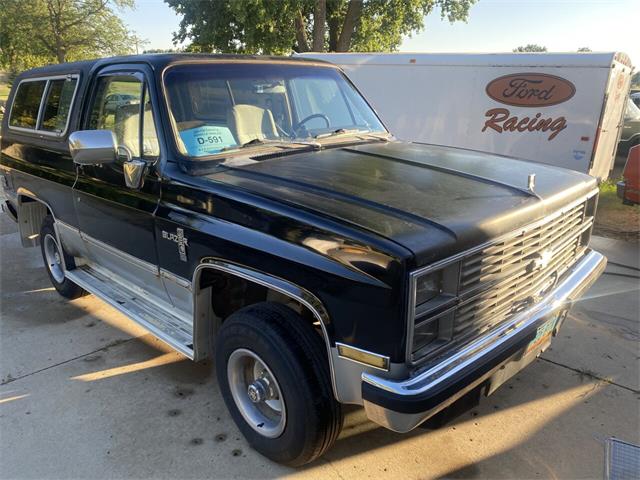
[16,54,332,80]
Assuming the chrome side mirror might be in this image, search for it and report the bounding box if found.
[69,130,117,165]
[123,159,146,189]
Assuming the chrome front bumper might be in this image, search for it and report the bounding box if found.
[361,250,607,433]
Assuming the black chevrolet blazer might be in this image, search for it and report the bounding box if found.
[0,54,606,466]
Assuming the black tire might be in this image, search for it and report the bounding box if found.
[40,215,85,299]
[215,302,343,467]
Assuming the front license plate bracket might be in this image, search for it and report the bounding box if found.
[526,314,560,355]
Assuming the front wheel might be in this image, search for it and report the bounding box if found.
[40,215,85,299]
[215,302,343,466]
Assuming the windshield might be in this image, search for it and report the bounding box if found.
[164,62,387,159]
[625,97,640,121]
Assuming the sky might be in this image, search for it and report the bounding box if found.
[120,0,638,67]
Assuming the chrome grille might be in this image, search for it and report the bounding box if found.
[454,202,590,341]
[409,198,594,362]
[459,202,587,293]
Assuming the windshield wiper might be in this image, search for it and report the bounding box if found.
[314,128,370,139]
[221,138,284,151]
[314,129,391,142]
[222,138,321,152]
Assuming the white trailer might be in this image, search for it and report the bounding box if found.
[298,52,633,180]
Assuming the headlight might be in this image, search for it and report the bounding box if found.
[410,263,459,361]
[415,271,442,305]
[413,318,439,352]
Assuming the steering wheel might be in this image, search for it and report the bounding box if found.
[294,113,331,136]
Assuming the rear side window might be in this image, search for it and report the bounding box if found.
[8,75,79,134]
[41,78,78,133]
[9,81,46,129]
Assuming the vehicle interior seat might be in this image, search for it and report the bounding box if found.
[227,104,279,145]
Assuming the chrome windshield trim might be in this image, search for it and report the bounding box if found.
[369,250,606,397]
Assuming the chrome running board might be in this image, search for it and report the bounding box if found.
[66,264,194,359]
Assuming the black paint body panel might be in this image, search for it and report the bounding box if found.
[74,163,161,264]
[158,163,409,358]
[209,142,597,267]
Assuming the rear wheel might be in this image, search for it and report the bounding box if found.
[40,215,85,299]
[215,302,343,466]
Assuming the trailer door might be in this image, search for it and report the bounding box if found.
[589,59,632,179]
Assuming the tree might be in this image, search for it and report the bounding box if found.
[0,0,137,74]
[513,44,547,53]
[131,34,150,55]
[165,0,477,54]
[144,48,182,54]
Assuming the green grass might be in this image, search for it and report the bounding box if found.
[599,179,637,213]
[599,179,619,199]
[594,177,640,240]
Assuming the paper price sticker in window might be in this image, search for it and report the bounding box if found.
[180,125,237,156]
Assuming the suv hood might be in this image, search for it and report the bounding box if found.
[208,142,597,266]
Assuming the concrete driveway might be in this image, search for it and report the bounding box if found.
[1,209,639,479]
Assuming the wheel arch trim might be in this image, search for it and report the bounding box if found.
[16,187,54,214]
[15,187,56,248]
[192,258,339,400]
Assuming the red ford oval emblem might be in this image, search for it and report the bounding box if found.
[486,73,576,107]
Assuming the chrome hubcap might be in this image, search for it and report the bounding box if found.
[227,348,286,438]
[43,234,65,283]
[247,379,270,403]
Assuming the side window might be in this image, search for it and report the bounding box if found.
[9,80,46,129]
[88,75,159,160]
[41,77,78,133]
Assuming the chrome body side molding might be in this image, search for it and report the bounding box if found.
[80,231,159,275]
[78,227,177,310]
[160,268,193,317]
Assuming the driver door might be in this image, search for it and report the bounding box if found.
[72,67,169,303]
